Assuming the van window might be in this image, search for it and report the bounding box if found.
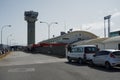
[71,48,78,53]
[85,47,97,53]
[71,47,83,53]
[77,47,83,53]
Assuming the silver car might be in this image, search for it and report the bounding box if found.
[91,49,120,69]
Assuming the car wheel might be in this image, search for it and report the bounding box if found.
[89,60,94,67]
[105,62,112,70]
[78,58,83,64]
[67,57,72,63]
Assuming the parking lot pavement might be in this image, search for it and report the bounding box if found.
[0,51,67,66]
[0,61,120,80]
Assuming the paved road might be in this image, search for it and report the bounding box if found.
[0,51,120,80]
[0,51,66,66]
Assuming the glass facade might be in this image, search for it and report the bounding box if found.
[110,31,120,37]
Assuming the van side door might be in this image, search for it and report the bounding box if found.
[75,47,84,59]
[68,47,77,58]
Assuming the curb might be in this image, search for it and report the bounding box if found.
[0,52,11,60]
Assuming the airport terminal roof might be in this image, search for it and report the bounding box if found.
[73,38,108,45]
[103,36,120,43]
[40,30,98,43]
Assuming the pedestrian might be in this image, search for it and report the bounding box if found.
[67,44,72,52]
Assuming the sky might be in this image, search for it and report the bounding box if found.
[0,0,120,46]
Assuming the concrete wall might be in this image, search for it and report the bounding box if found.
[33,45,66,57]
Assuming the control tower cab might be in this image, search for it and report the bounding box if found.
[24,11,38,45]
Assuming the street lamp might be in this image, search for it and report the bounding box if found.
[10,39,14,46]
[1,25,11,46]
[40,21,58,39]
[7,34,12,47]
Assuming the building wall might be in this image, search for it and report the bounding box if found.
[89,43,105,50]
[33,44,66,57]
[104,42,120,50]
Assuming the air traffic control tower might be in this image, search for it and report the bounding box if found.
[24,11,38,45]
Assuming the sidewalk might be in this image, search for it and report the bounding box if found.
[0,52,11,60]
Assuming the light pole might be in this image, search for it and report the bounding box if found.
[10,39,14,46]
[40,21,58,39]
[1,25,11,46]
[104,19,106,37]
[7,34,12,47]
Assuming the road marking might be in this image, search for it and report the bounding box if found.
[8,68,35,72]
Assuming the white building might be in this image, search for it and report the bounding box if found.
[72,36,120,50]
[103,36,120,50]
[72,38,108,50]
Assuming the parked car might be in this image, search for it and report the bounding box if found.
[0,50,2,55]
[0,49,4,54]
[90,49,120,69]
[66,45,98,64]
[1,50,5,54]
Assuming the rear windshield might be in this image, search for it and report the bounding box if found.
[113,51,120,56]
[85,47,97,53]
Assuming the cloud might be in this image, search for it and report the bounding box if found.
[82,22,104,30]
[112,12,120,18]
[72,22,104,32]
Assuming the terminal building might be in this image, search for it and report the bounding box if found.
[72,38,108,50]
[30,30,120,57]
[110,30,120,37]
[103,36,120,50]
[72,34,120,50]
[31,30,98,57]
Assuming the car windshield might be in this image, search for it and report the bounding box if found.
[85,47,97,53]
[112,51,120,56]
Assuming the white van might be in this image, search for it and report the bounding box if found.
[66,45,98,64]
